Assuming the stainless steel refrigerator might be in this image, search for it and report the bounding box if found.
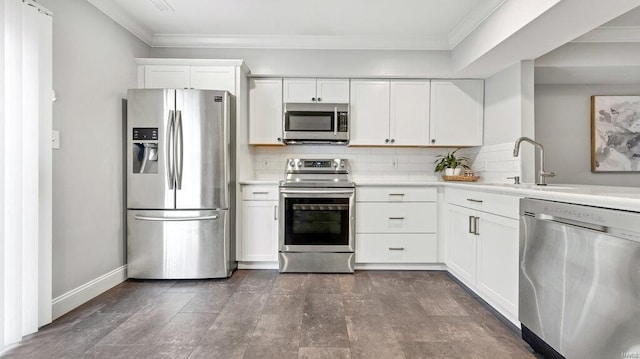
[126,89,236,279]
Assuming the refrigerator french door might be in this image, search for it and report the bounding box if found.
[126,89,236,279]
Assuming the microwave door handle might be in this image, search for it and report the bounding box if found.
[334,107,338,136]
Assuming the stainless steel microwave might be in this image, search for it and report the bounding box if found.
[282,103,349,144]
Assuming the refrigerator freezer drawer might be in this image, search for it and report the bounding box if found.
[127,209,236,279]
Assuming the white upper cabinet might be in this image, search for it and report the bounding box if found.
[350,79,390,146]
[316,79,350,103]
[429,80,484,146]
[390,80,430,146]
[136,59,249,96]
[143,65,235,93]
[350,79,429,146]
[249,78,284,145]
[189,66,236,93]
[284,78,349,103]
[283,78,317,103]
[143,65,190,89]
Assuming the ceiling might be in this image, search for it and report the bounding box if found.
[87,0,507,49]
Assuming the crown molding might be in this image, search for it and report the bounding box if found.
[87,0,153,45]
[448,0,506,49]
[151,34,450,50]
[87,0,502,50]
[572,26,640,43]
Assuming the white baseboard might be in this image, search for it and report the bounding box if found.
[238,261,279,270]
[51,265,127,320]
[355,263,446,271]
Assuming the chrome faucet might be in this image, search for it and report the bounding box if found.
[513,137,555,186]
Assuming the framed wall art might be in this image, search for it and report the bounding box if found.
[591,95,640,172]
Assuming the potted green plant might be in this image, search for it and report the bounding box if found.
[434,148,470,176]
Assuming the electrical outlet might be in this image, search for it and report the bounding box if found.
[52,130,60,149]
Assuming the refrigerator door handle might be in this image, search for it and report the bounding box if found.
[134,214,219,222]
[223,92,230,201]
[175,110,184,190]
[166,110,175,190]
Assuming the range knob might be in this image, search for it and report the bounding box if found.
[297,161,302,167]
[340,161,345,168]
[333,162,338,168]
[289,160,295,167]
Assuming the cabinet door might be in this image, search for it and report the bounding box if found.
[283,78,317,103]
[349,80,390,146]
[241,200,278,262]
[249,78,284,145]
[144,65,190,89]
[446,204,477,285]
[316,79,350,103]
[429,80,483,146]
[476,212,519,317]
[190,66,236,94]
[390,80,430,146]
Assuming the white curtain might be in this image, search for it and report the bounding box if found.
[0,0,52,350]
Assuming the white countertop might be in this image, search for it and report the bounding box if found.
[240,179,640,212]
[446,182,640,212]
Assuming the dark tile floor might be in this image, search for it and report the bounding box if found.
[2,270,538,359]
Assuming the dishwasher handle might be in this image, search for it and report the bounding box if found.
[538,213,607,233]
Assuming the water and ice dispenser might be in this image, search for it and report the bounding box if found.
[132,127,158,174]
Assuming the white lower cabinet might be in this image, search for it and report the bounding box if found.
[356,186,438,264]
[476,212,519,316]
[445,188,520,324]
[240,185,279,263]
[446,204,477,284]
[356,234,437,263]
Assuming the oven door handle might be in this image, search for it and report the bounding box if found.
[280,189,354,195]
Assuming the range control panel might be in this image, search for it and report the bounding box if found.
[286,158,349,173]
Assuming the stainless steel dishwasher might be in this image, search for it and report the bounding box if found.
[520,198,640,359]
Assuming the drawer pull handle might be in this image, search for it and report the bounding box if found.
[389,193,405,196]
[466,198,483,203]
[388,217,405,220]
[252,191,269,194]
[389,247,405,251]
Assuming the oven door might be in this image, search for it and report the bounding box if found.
[279,188,354,252]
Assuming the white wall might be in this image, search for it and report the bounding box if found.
[472,61,535,183]
[150,48,456,78]
[535,42,640,84]
[536,83,640,186]
[37,0,150,300]
[484,63,524,146]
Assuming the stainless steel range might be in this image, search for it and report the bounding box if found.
[279,158,355,273]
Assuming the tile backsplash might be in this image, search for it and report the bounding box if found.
[461,142,521,183]
[251,142,521,183]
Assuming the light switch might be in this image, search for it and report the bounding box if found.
[52,130,60,149]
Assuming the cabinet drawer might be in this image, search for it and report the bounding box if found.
[357,186,437,202]
[356,203,437,233]
[241,185,279,201]
[356,233,437,263]
[445,188,520,220]
[445,188,485,210]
